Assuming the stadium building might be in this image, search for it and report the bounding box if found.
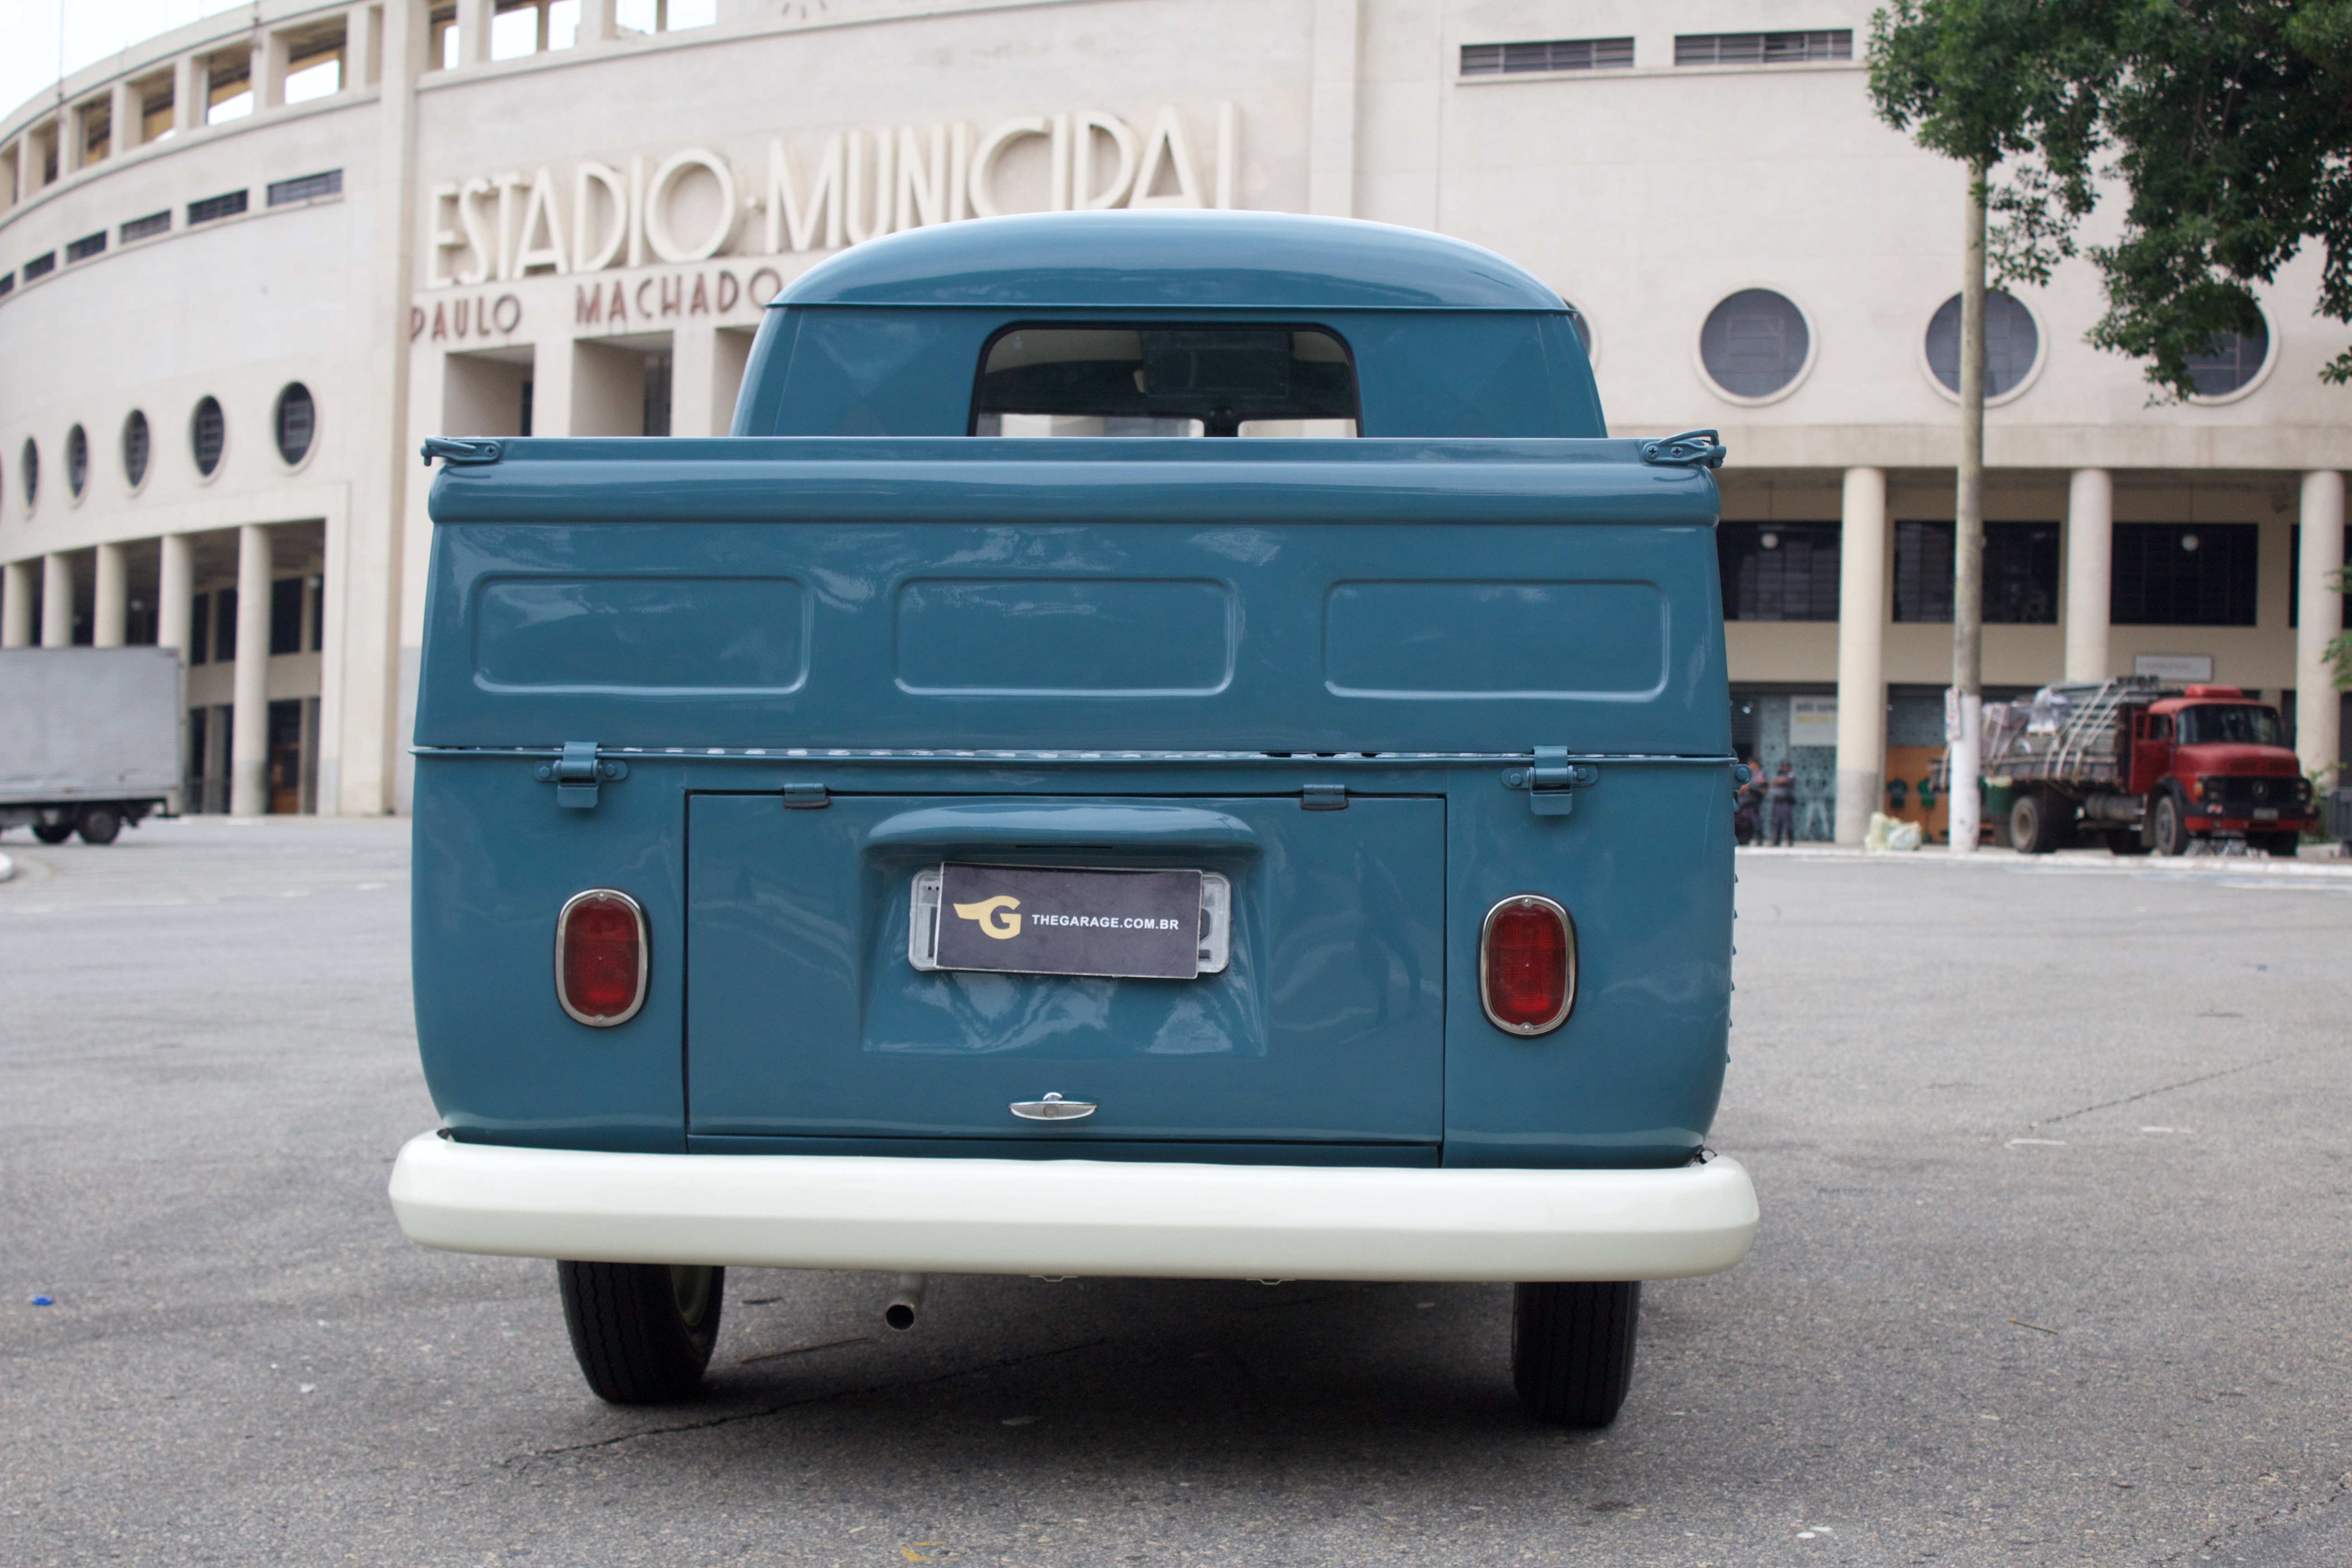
[0,0,2343,838]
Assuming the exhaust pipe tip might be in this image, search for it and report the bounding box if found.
[883,1271,926,1332]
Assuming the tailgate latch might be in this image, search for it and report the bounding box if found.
[536,741,626,809]
[1301,783,1348,811]
[1504,746,1597,817]
[782,782,830,809]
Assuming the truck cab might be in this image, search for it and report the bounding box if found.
[387,211,1758,1426]
[2126,686,2314,854]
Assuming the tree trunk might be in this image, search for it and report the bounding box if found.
[1949,168,1987,855]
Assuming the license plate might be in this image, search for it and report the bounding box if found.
[908,863,1231,979]
[2253,807,2280,820]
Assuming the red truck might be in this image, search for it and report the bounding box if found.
[1986,678,2316,856]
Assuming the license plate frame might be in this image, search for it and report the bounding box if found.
[909,863,1231,979]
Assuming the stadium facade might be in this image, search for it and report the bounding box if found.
[0,0,2344,838]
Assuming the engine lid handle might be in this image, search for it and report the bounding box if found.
[1010,1093,1097,1122]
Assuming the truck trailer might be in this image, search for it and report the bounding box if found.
[0,646,183,844]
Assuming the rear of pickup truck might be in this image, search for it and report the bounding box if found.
[388,213,1757,1424]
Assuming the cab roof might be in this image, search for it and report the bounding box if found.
[775,211,1570,312]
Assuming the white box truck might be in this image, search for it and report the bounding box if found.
[0,647,182,845]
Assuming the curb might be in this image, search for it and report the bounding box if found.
[1736,844,2352,878]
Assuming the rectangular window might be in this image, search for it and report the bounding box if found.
[188,190,249,225]
[972,325,1360,436]
[121,211,172,243]
[65,231,106,262]
[22,251,55,280]
[267,169,342,206]
[206,54,253,123]
[1718,522,1840,621]
[1893,520,2062,623]
[140,83,176,143]
[2111,522,2258,626]
[0,274,14,298]
[2288,524,2352,628]
[189,593,211,666]
[270,577,304,655]
[642,351,673,436]
[1676,30,1852,66]
[216,588,237,662]
[1461,37,1635,75]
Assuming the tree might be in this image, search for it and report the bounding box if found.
[1868,2,2118,853]
[1991,0,2352,402]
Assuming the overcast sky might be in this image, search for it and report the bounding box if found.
[1,1,250,123]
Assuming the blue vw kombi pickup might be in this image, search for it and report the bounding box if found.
[389,211,1757,1427]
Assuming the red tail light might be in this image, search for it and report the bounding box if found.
[556,889,647,1026]
[1479,895,1574,1035]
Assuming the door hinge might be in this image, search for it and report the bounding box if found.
[420,436,505,467]
[534,741,627,808]
[1301,783,1348,811]
[1501,746,1598,816]
[782,782,831,809]
[1637,429,1727,469]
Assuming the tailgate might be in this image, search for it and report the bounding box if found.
[686,792,1445,1146]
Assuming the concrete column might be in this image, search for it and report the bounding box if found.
[2298,470,2346,779]
[1,560,32,646]
[157,534,194,656]
[93,542,127,646]
[347,2,379,89]
[581,0,620,44]
[1833,467,1889,845]
[230,525,274,815]
[335,0,425,815]
[111,80,139,154]
[174,55,204,133]
[2063,468,2112,682]
[456,0,493,64]
[261,29,294,109]
[40,553,74,647]
[670,319,718,436]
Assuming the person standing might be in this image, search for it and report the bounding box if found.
[1766,760,1797,847]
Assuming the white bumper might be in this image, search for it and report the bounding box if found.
[387,1133,1758,1282]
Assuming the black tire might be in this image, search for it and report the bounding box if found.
[32,821,74,844]
[1512,1280,1640,1427]
[556,1261,724,1405]
[2107,829,2152,857]
[2151,792,2190,857]
[2009,792,2053,855]
[2255,832,2300,859]
[76,806,122,846]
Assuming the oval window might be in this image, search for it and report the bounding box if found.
[2185,321,2270,398]
[274,382,315,466]
[123,410,151,488]
[66,425,88,497]
[1700,289,1810,399]
[20,437,37,508]
[1925,291,2040,397]
[191,396,225,476]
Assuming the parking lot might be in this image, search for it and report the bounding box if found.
[2,818,2347,1567]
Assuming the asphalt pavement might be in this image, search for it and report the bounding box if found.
[1,818,2347,1567]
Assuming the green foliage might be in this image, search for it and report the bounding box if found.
[1867,0,2118,196]
[2331,566,2352,691]
[1870,1,2352,402]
